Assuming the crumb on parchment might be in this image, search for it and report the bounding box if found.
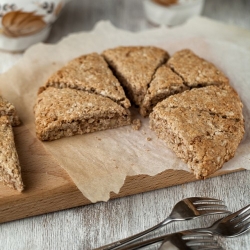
[131,118,141,130]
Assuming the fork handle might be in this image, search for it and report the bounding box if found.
[94,217,173,250]
[109,230,210,250]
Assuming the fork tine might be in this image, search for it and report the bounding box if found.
[191,246,223,250]
[230,204,250,221]
[195,204,228,210]
[182,233,213,240]
[196,209,230,215]
[191,197,224,204]
[243,222,250,232]
[236,204,250,216]
[235,213,250,226]
[236,222,250,235]
[187,239,218,246]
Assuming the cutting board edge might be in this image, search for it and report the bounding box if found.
[0,168,245,224]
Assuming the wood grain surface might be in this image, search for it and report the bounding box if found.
[0,125,242,223]
[0,0,250,250]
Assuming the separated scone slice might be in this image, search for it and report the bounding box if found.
[0,94,20,126]
[167,49,229,87]
[150,85,244,179]
[34,87,131,141]
[0,116,23,191]
[43,53,130,109]
[102,46,169,108]
[140,64,188,116]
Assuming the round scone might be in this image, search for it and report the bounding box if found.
[149,85,244,179]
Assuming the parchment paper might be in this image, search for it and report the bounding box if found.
[0,17,249,202]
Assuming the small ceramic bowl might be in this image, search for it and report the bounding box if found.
[0,0,71,52]
[143,0,205,26]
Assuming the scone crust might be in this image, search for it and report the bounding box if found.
[150,85,244,178]
[0,95,20,126]
[167,49,229,87]
[0,116,23,191]
[44,53,130,109]
[34,87,131,141]
[140,64,188,116]
[102,46,169,106]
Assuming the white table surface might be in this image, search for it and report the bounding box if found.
[0,0,250,250]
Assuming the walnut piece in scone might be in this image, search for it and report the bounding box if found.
[43,53,130,109]
[167,49,229,87]
[0,94,20,126]
[102,46,169,108]
[150,85,244,179]
[0,116,23,191]
[140,64,188,116]
[34,87,131,141]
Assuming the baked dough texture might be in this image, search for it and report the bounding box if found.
[150,85,244,179]
[141,64,188,116]
[0,94,20,126]
[35,52,132,141]
[34,87,131,141]
[43,53,130,109]
[102,46,169,111]
[0,116,23,191]
[167,49,229,87]
[34,48,245,179]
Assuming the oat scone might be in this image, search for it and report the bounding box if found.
[102,46,169,107]
[34,87,131,141]
[150,85,244,179]
[0,94,20,126]
[140,64,188,116]
[0,116,23,191]
[167,49,229,87]
[43,53,130,109]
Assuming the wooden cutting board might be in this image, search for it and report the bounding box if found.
[0,125,243,224]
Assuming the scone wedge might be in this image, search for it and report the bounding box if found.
[102,46,169,113]
[42,52,130,109]
[140,64,188,116]
[35,52,132,141]
[35,87,131,141]
[150,85,244,179]
[167,49,229,87]
[0,116,23,191]
[0,94,20,126]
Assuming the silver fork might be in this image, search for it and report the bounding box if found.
[120,204,250,250]
[160,231,224,250]
[95,197,229,250]
[192,203,250,237]
[116,231,223,250]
